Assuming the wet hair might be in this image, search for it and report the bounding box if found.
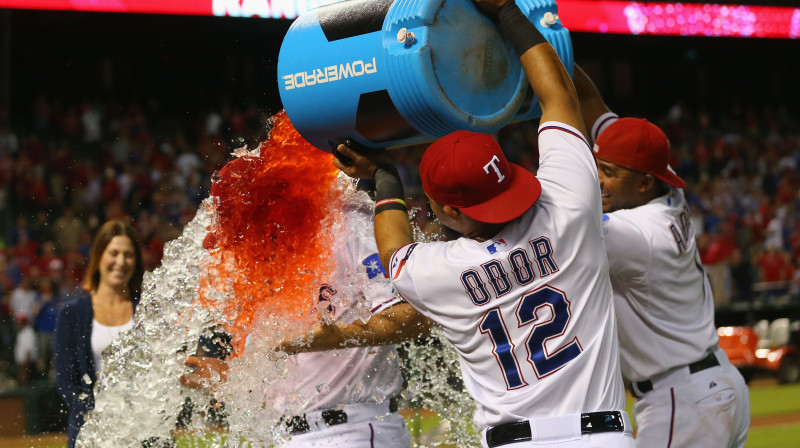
[82,220,144,297]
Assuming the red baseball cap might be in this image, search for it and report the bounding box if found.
[594,117,685,188]
[420,130,541,224]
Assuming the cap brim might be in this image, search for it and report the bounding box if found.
[656,165,686,188]
[459,164,542,224]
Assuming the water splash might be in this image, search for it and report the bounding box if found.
[79,112,342,447]
[199,111,342,355]
[78,111,479,447]
[402,328,479,447]
[77,202,215,447]
[402,214,480,448]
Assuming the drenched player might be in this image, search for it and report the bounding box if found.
[573,64,750,447]
[182,156,431,447]
[334,1,635,446]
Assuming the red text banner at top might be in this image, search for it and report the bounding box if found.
[0,0,213,15]
[558,1,800,38]
[0,0,798,39]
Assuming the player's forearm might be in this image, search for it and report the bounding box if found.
[520,45,584,134]
[335,302,432,348]
[572,64,612,137]
[373,164,414,270]
[359,302,433,345]
[375,210,413,272]
[283,303,432,354]
[493,1,584,134]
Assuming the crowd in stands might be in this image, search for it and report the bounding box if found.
[0,94,798,390]
[0,97,273,388]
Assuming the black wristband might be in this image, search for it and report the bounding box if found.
[496,2,548,57]
[374,165,406,214]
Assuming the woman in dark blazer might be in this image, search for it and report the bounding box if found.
[54,221,144,448]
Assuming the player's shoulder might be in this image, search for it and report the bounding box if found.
[602,209,647,238]
[538,121,592,150]
[389,239,461,275]
[390,242,421,274]
[629,190,686,222]
[604,196,682,242]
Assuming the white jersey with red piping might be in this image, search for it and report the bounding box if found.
[595,114,719,381]
[390,121,625,430]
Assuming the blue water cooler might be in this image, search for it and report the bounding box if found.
[278,0,573,152]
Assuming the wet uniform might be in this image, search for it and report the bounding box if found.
[277,203,411,448]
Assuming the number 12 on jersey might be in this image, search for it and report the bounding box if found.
[479,285,582,389]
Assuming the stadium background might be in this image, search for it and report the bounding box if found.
[0,1,799,446]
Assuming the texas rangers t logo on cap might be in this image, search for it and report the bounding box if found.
[483,155,506,183]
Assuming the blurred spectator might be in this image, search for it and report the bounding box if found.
[53,207,86,253]
[14,315,38,384]
[0,124,19,156]
[701,222,738,306]
[34,282,61,378]
[759,245,792,283]
[0,291,15,370]
[790,254,800,298]
[729,248,754,303]
[81,102,102,144]
[10,276,38,320]
[758,245,792,302]
[30,210,53,243]
[175,134,202,181]
[4,250,22,286]
[12,232,38,277]
[763,206,787,250]
[37,240,65,279]
[0,254,16,294]
[9,215,31,246]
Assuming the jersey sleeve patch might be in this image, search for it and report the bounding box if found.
[362,253,387,279]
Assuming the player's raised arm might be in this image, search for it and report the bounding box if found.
[572,64,614,139]
[333,144,414,271]
[477,0,585,135]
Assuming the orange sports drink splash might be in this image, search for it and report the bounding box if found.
[198,111,342,355]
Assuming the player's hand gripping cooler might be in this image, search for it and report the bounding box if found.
[277,0,573,152]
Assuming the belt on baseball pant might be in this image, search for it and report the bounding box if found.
[630,351,721,398]
[283,397,399,435]
[485,411,629,447]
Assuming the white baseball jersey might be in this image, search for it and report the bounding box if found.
[594,115,719,381]
[595,115,749,448]
[390,122,626,430]
[274,202,404,414]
